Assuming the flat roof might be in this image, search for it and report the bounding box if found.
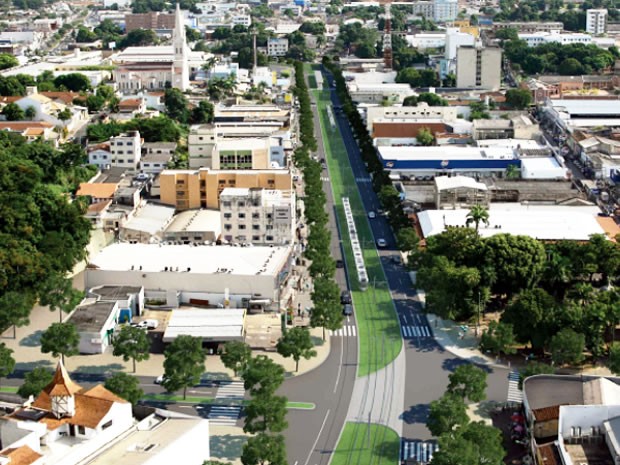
[521,157,562,169]
[165,209,221,234]
[122,204,175,235]
[551,99,620,116]
[378,146,516,161]
[89,243,291,276]
[418,203,605,241]
[89,285,143,300]
[163,308,245,342]
[434,175,488,191]
[86,415,209,465]
[68,301,116,332]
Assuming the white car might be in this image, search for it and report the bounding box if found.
[368,211,376,219]
[154,374,166,384]
[376,238,387,248]
[138,319,159,330]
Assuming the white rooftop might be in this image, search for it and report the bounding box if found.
[550,99,620,116]
[418,204,605,241]
[163,308,245,342]
[476,139,547,150]
[215,138,269,150]
[122,204,175,236]
[378,146,517,161]
[89,243,291,276]
[434,175,488,192]
[165,209,221,234]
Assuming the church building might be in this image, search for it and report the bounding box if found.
[113,4,204,92]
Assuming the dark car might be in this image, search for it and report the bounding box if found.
[340,290,352,304]
[336,259,344,268]
[343,304,353,316]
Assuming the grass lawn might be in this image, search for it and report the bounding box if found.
[332,422,400,465]
[313,88,401,377]
[142,393,314,410]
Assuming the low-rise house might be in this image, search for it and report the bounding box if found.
[0,121,59,145]
[77,183,119,204]
[87,143,112,169]
[118,97,147,115]
[119,203,176,243]
[140,152,173,174]
[143,141,177,156]
[15,87,88,134]
[68,299,120,354]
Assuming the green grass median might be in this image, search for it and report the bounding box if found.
[313,89,401,377]
[332,422,400,465]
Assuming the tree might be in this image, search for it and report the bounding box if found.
[432,433,479,465]
[460,421,506,465]
[310,277,344,340]
[57,108,73,122]
[85,94,105,113]
[447,364,487,403]
[244,391,288,433]
[164,88,190,124]
[518,362,554,389]
[608,343,620,375]
[276,327,317,372]
[112,325,151,372]
[17,367,53,398]
[0,53,18,70]
[241,433,287,465]
[549,328,585,366]
[53,73,91,92]
[185,25,202,42]
[505,88,532,109]
[162,335,206,400]
[38,272,84,322]
[465,205,489,232]
[426,392,469,437]
[221,341,252,376]
[24,105,36,119]
[119,28,158,48]
[396,228,419,262]
[40,322,80,364]
[191,100,214,124]
[104,372,144,405]
[479,321,516,356]
[0,343,15,386]
[76,26,97,43]
[502,288,557,348]
[468,101,490,120]
[1,103,24,121]
[416,127,434,146]
[559,57,585,75]
[243,355,285,396]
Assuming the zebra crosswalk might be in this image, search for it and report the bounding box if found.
[328,324,357,337]
[507,371,523,403]
[401,440,438,464]
[320,176,330,182]
[401,325,432,338]
[355,177,371,182]
[207,381,245,426]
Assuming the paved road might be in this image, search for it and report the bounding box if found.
[321,70,511,446]
[279,89,358,465]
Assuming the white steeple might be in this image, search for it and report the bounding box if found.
[172,3,189,91]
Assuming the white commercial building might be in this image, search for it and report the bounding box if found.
[220,187,296,245]
[86,243,293,311]
[405,32,446,50]
[587,9,607,35]
[518,30,593,47]
[163,308,246,343]
[347,83,415,104]
[418,204,608,241]
[520,157,568,180]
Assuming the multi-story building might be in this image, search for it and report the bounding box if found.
[411,1,434,18]
[110,131,142,169]
[456,46,502,91]
[219,187,295,245]
[586,9,608,34]
[490,21,564,33]
[125,12,176,32]
[159,168,293,210]
[518,30,592,46]
[433,0,458,22]
[267,38,289,56]
[232,14,252,27]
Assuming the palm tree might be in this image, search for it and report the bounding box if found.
[465,205,490,232]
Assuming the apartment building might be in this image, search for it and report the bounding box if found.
[232,14,252,27]
[125,12,176,32]
[456,46,502,91]
[220,187,295,245]
[586,9,607,34]
[110,131,142,169]
[433,0,458,22]
[490,21,564,33]
[267,38,289,57]
[159,168,293,210]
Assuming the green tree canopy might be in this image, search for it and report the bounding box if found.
[164,88,190,124]
[112,325,151,372]
[426,392,469,436]
[0,343,15,385]
[53,73,91,92]
[162,335,206,399]
[105,372,144,404]
[241,433,287,465]
[221,341,252,376]
[416,127,434,146]
[17,367,53,398]
[549,328,585,366]
[243,391,288,434]
[465,205,489,232]
[505,88,532,109]
[479,321,516,356]
[40,322,80,363]
[0,53,18,70]
[502,288,557,348]
[243,355,285,397]
[276,327,317,372]
[447,364,488,403]
[1,103,24,121]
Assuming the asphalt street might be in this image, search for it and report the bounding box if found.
[321,70,511,444]
[279,91,358,465]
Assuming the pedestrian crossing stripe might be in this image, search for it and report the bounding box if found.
[320,176,330,182]
[507,371,523,403]
[327,325,357,337]
[215,381,245,399]
[402,440,438,464]
[208,405,241,425]
[401,325,431,338]
[355,177,371,182]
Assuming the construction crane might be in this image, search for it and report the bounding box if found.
[382,2,393,71]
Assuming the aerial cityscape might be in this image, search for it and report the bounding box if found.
[0,0,619,464]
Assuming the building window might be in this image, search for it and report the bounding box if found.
[118,159,125,164]
[224,224,232,231]
[127,142,133,146]
[116,142,123,146]
[238,235,246,241]
[266,235,274,241]
[266,225,273,230]
[266,213,273,220]
[222,201,231,208]
[238,213,245,219]
[102,420,112,430]
[239,225,246,230]
[78,425,86,435]
[253,225,260,230]
[252,213,260,219]
[176,191,185,196]
[224,213,232,219]
[252,235,260,241]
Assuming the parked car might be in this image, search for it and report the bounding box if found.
[376,238,387,248]
[343,304,353,316]
[138,319,159,330]
[336,259,344,268]
[340,290,352,304]
[368,211,376,219]
[154,374,167,384]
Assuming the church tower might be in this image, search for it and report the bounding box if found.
[172,3,189,91]
[46,361,82,419]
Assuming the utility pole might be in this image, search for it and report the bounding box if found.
[383,2,393,71]
[252,29,258,76]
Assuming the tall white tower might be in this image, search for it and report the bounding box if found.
[172,3,189,91]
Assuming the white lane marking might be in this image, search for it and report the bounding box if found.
[303,409,331,465]
[333,333,343,393]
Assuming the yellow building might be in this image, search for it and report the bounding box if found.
[451,20,480,38]
[160,168,293,210]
